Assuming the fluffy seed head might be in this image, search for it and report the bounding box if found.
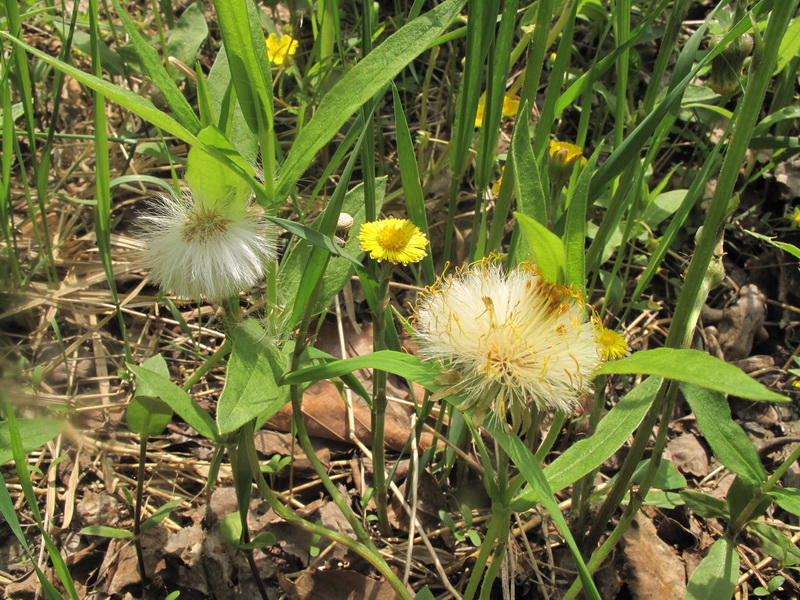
[138,192,277,301]
[414,259,603,429]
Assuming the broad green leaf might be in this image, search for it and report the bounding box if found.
[748,522,800,566]
[632,458,686,490]
[685,536,739,600]
[127,364,220,442]
[217,320,288,434]
[219,512,278,549]
[681,383,767,484]
[0,419,62,466]
[486,422,601,600]
[166,3,209,69]
[775,16,800,75]
[543,376,660,493]
[80,526,134,539]
[511,111,547,226]
[206,46,258,159]
[213,0,273,135]
[127,354,173,437]
[595,348,787,402]
[109,0,201,132]
[515,212,566,284]
[680,490,730,520]
[140,499,183,533]
[274,0,468,202]
[770,488,800,517]
[186,126,255,210]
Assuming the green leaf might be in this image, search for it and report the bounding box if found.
[140,499,183,533]
[681,383,767,484]
[166,3,209,69]
[108,0,201,132]
[515,212,566,284]
[220,512,276,549]
[127,364,220,442]
[510,107,547,226]
[80,526,134,539]
[744,230,800,261]
[685,536,739,600]
[632,458,686,490]
[680,490,730,519]
[770,488,800,517]
[274,0,468,202]
[748,521,800,566]
[543,376,660,493]
[282,350,441,391]
[775,16,800,75]
[486,422,601,600]
[564,143,602,289]
[413,587,436,600]
[1,31,198,145]
[212,0,273,135]
[595,348,787,402]
[127,354,173,437]
[186,126,255,209]
[216,320,289,434]
[0,419,62,466]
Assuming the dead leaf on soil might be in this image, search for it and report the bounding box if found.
[282,569,402,600]
[622,512,686,600]
[666,433,710,478]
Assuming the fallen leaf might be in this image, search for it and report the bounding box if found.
[622,512,686,599]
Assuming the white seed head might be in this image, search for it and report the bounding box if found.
[414,260,602,428]
[138,192,277,301]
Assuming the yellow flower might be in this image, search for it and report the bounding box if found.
[549,140,587,169]
[594,326,629,361]
[549,140,588,192]
[358,218,428,265]
[414,259,602,430]
[475,94,520,128]
[491,173,504,195]
[265,33,298,66]
[788,207,800,229]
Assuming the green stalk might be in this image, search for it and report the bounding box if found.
[370,262,393,536]
[612,0,631,149]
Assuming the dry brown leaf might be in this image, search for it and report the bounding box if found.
[285,569,402,600]
[666,433,710,478]
[622,512,686,600]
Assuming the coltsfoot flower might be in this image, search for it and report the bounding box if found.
[266,32,298,66]
[138,192,276,300]
[358,218,428,265]
[594,325,630,361]
[474,93,520,128]
[788,207,800,229]
[414,260,603,429]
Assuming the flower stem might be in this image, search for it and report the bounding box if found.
[371,262,393,536]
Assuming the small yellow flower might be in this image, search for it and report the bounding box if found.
[549,141,587,169]
[358,218,428,265]
[594,326,629,361]
[491,170,504,195]
[549,140,588,192]
[475,94,520,128]
[265,33,298,66]
[788,207,800,229]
